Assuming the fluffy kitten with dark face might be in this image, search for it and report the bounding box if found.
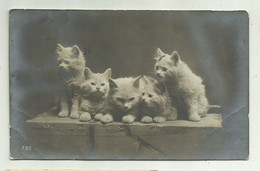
[100,77,142,124]
[139,76,177,123]
[154,48,210,121]
[56,43,85,119]
[78,67,111,122]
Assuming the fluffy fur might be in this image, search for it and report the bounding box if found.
[154,48,209,121]
[56,43,86,119]
[139,76,177,123]
[101,77,142,124]
[78,67,111,122]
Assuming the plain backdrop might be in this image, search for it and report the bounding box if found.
[1,0,260,170]
[10,10,248,117]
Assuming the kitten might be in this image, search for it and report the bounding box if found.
[139,76,177,123]
[78,67,111,122]
[154,48,218,121]
[56,43,85,119]
[100,77,142,124]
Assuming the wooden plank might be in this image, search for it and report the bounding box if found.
[26,107,223,159]
[136,128,221,159]
[26,108,93,159]
[93,124,140,159]
[27,107,222,129]
[28,130,92,159]
[137,141,166,159]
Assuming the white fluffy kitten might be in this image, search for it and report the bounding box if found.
[154,48,218,121]
[78,67,111,122]
[56,43,85,119]
[100,77,142,124]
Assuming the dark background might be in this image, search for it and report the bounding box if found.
[10,10,248,159]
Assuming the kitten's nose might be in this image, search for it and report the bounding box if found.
[156,73,161,77]
[123,104,129,110]
[96,87,100,90]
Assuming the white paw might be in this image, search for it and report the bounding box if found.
[58,111,69,118]
[122,115,135,124]
[94,113,103,121]
[141,116,153,123]
[79,112,91,122]
[70,112,80,119]
[101,114,113,123]
[188,114,201,122]
[153,116,166,123]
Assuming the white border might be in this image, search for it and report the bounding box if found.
[1,0,259,170]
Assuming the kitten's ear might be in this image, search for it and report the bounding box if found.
[133,76,142,88]
[154,47,165,60]
[84,67,93,79]
[109,79,118,89]
[142,75,149,84]
[139,76,148,90]
[103,68,112,79]
[170,51,180,65]
[56,43,64,54]
[72,45,80,58]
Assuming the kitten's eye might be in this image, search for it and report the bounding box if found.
[64,60,70,64]
[129,97,135,101]
[162,67,168,72]
[91,82,96,86]
[117,97,125,103]
[142,92,145,96]
[155,65,159,70]
[101,83,105,86]
[148,94,153,98]
[57,59,62,64]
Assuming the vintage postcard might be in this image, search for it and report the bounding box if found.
[9,10,249,160]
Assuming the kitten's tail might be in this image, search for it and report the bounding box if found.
[207,105,221,109]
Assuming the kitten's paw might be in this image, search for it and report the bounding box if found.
[188,114,201,122]
[79,112,92,122]
[141,116,153,123]
[153,116,166,123]
[70,112,80,119]
[94,113,103,121]
[101,114,113,124]
[122,115,135,124]
[58,111,69,118]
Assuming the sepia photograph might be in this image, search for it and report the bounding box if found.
[9,10,249,160]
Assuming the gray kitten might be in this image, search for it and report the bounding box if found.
[139,76,177,123]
